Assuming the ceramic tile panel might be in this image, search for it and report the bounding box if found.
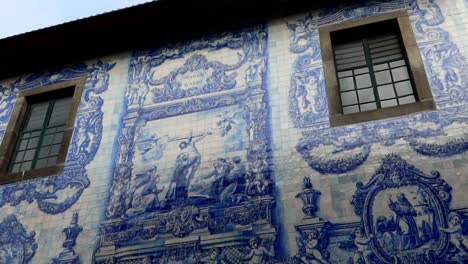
[0,0,467,263]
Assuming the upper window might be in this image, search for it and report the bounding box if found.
[319,10,435,127]
[0,79,85,184]
[9,89,73,173]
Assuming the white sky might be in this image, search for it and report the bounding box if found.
[0,0,150,39]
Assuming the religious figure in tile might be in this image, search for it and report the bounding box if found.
[387,193,421,250]
[125,166,164,217]
[165,131,211,203]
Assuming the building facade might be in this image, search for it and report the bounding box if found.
[0,0,467,263]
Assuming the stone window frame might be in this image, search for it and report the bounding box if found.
[0,79,85,184]
[319,9,435,127]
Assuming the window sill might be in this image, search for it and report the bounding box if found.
[0,165,64,185]
[329,99,436,127]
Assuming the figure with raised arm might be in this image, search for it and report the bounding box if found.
[388,193,421,250]
[297,229,329,264]
[165,131,211,204]
[352,229,374,264]
[124,166,164,218]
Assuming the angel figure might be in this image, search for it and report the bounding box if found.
[352,229,374,264]
[287,14,316,45]
[297,229,329,264]
[243,237,274,264]
[216,110,242,137]
[74,116,95,155]
[124,166,164,218]
[294,72,320,114]
[137,135,158,156]
[440,212,468,256]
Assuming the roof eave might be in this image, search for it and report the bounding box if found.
[0,0,348,79]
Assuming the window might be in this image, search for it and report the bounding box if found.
[0,79,85,184]
[319,10,435,127]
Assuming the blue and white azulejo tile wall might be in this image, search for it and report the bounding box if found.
[0,0,467,263]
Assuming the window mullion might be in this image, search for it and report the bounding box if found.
[362,38,381,109]
[31,100,55,169]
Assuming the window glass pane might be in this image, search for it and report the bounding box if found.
[27,137,39,149]
[367,35,399,46]
[23,150,35,161]
[378,85,396,100]
[49,97,72,127]
[395,81,413,97]
[47,157,58,166]
[391,66,410,82]
[35,159,48,169]
[24,102,49,130]
[11,164,21,173]
[334,41,363,53]
[18,140,28,151]
[354,67,369,75]
[46,128,56,134]
[372,54,403,64]
[14,151,25,163]
[390,60,406,68]
[370,43,401,54]
[371,49,402,60]
[381,99,398,108]
[360,103,377,112]
[38,147,51,159]
[356,74,372,88]
[375,70,392,85]
[358,88,375,103]
[343,105,360,114]
[22,133,31,139]
[53,132,64,144]
[42,135,54,146]
[49,145,61,156]
[398,95,416,105]
[20,161,32,171]
[373,63,389,71]
[339,77,355,91]
[31,131,41,137]
[338,71,352,78]
[337,61,368,71]
[336,55,366,65]
[341,91,358,106]
[335,50,365,60]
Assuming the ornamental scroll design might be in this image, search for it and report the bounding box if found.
[350,154,454,263]
[0,215,37,264]
[0,60,115,214]
[126,25,266,107]
[100,199,273,245]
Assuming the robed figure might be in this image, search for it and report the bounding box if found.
[125,166,164,217]
[388,193,421,250]
[165,132,210,204]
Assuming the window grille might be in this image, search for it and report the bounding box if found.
[334,33,416,114]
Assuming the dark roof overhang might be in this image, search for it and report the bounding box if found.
[0,0,348,79]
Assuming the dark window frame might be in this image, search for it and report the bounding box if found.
[319,9,435,127]
[0,79,85,184]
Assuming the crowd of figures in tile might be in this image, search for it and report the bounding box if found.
[0,0,466,263]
